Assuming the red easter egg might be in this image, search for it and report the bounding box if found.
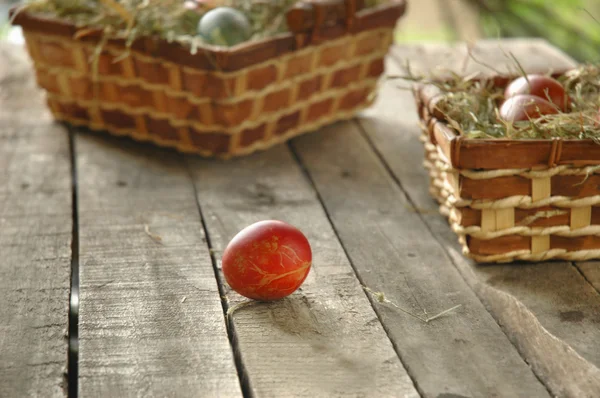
[499,94,559,122]
[504,74,569,111]
[222,220,312,301]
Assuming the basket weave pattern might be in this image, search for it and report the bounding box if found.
[417,86,600,263]
[23,26,392,157]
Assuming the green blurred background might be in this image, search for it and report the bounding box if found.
[395,0,600,62]
[477,0,600,62]
[1,0,599,62]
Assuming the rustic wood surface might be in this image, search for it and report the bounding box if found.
[361,39,600,397]
[1,38,600,398]
[75,134,242,396]
[575,262,600,292]
[291,123,549,398]
[390,38,577,78]
[187,150,418,397]
[0,43,72,397]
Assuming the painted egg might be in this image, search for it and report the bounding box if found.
[504,74,570,111]
[221,220,312,301]
[198,7,252,47]
[499,94,559,122]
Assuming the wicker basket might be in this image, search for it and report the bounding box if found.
[11,0,406,158]
[416,77,600,263]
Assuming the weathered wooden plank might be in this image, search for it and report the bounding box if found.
[390,38,577,78]
[292,122,550,397]
[359,40,600,396]
[0,44,72,397]
[576,262,600,292]
[75,135,242,396]
[187,149,419,397]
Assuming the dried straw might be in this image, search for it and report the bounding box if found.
[397,63,600,141]
[17,0,388,50]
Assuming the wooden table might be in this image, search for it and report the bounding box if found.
[1,38,599,398]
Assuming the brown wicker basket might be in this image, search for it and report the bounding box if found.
[11,0,406,158]
[416,76,600,263]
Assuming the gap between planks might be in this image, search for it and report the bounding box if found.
[184,161,254,398]
[290,122,550,397]
[0,42,72,398]
[352,118,555,397]
[572,263,600,296]
[360,40,600,396]
[67,128,80,398]
[185,146,419,397]
[286,142,425,398]
[73,133,242,397]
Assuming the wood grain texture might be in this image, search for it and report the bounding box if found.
[575,262,600,293]
[292,122,549,398]
[360,40,600,396]
[0,43,72,397]
[391,38,577,79]
[75,135,241,397]
[187,149,419,398]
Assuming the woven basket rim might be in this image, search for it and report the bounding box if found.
[415,71,600,170]
[10,0,406,72]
